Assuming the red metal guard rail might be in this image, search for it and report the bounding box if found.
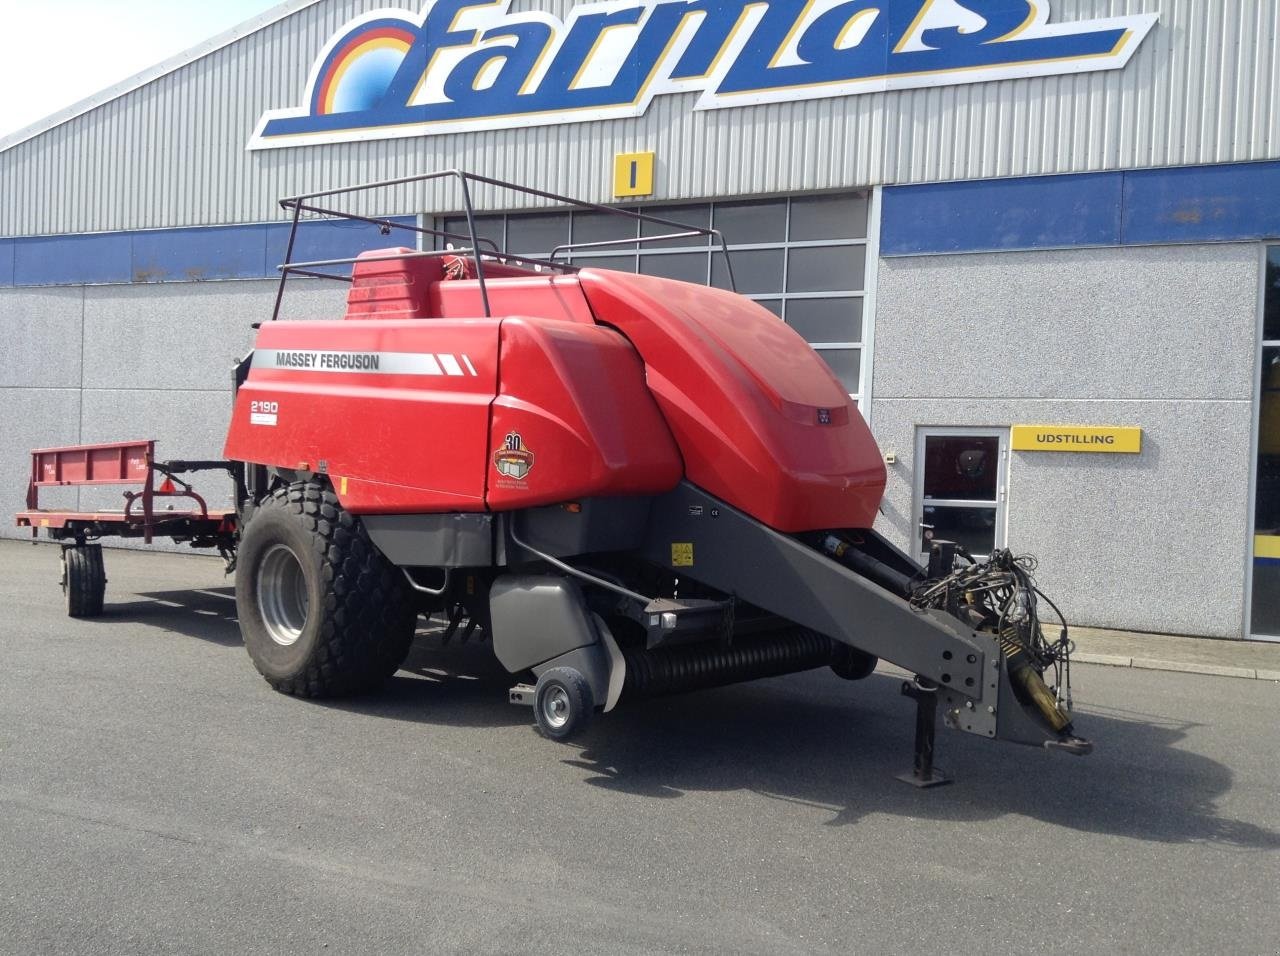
[25,440,166,543]
[27,440,155,509]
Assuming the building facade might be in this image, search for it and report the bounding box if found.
[2,0,1277,641]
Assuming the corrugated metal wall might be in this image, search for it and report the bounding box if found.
[2,0,1277,236]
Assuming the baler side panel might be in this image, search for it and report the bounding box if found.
[486,318,683,510]
[578,271,886,532]
[432,276,597,326]
[224,319,500,513]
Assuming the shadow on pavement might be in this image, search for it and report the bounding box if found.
[323,637,533,730]
[561,677,1280,851]
[91,595,1280,850]
[103,587,242,647]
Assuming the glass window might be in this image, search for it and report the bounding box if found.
[1266,247,1280,341]
[712,248,784,296]
[436,189,872,399]
[921,505,998,556]
[922,436,1000,502]
[786,298,864,344]
[506,213,570,256]
[753,299,784,319]
[1254,342,1280,637]
[441,215,503,251]
[713,200,787,245]
[916,429,1008,560]
[1253,248,1280,637]
[641,205,710,249]
[787,245,866,293]
[816,347,861,393]
[790,194,869,241]
[572,211,637,247]
[639,252,708,284]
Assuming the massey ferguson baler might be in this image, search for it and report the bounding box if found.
[18,171,1090,782]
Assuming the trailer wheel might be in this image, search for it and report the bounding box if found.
[236,480,416,698]
[63,544,106,618]
[534,667,593,741]
[830,644,878,681]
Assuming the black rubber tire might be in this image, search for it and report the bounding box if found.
[533,667,594,741]
[63,544,106,618]
[236,480,416,698]
[830,644,879,681]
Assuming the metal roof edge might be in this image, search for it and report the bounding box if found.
[0,0,324,155]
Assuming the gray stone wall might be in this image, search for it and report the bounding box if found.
[2,279,347,545]
[871,243,1261,638]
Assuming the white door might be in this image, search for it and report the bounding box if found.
[914,427,1009,560]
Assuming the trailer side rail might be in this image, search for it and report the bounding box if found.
[18,440,235,545]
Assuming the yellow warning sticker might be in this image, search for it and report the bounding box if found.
[671,542,694,567]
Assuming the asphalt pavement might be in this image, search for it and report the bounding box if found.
[1,540,1277,955]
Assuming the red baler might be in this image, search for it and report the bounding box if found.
[19,172,1090,781]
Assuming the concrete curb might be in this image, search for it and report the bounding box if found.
[1074,652,1280,682]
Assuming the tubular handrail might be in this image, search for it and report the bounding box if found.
[269,169,737,323]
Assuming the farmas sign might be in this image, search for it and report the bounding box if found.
[249,0,1159,150]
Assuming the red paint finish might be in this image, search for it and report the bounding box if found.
[15,509,235,531]
[432,276,597,326]
[343,250,597,325]
[29,440,151,489]
[486,318,682,510]
[228,252,884,531]
[225,308,678,514]
[343,249,435,320]
[578,270,886,532]
[224,318,501,513]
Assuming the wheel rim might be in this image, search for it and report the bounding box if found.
[257,544,309,647]
[541,685,571,730]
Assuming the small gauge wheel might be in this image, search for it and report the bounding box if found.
[533,667,594,741]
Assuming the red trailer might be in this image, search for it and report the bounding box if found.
[17,439,236,615]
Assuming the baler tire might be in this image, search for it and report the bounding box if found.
[534,667,593,741]
[830,644,879,682]
[236,480,416,698]
[63,544,106,618]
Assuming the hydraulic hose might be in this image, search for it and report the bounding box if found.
[819,534,915,599]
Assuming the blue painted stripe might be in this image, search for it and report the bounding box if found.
[882,173,1123,255]
[265,217,418,273]
[15,232,133,285]
[883,160,1280,256]
[1122,162,1280,245]
[2,217,419,288]
[132,224,268,282]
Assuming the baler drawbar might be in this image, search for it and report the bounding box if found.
[17,170,1091,782]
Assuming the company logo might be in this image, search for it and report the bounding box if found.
[249,0,1159,150]
[493,431,535,481]
[254,348,479,376]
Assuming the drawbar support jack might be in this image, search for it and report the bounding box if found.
[897,680,952,789]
